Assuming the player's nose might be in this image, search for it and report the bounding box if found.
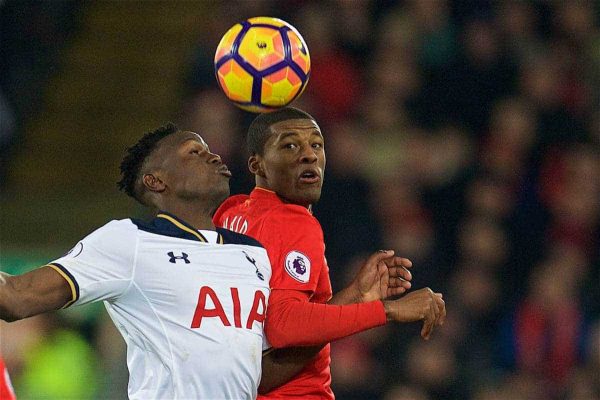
[299,144,318,163]
[208,152,222,165]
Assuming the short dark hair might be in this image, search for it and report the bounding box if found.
[117,123,179,204]
[247,107,316,155]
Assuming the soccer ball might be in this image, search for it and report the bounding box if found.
[214,17,310,113]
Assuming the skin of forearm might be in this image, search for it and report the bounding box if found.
[0,268,69,322]
[0,272,20,322]
[328,284,360,305]
[259,345,323,394]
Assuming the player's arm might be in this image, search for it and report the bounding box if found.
[258,249,413,392]
[266,286,446,347]
[265,288,386,347]
[329,250,413,305]
[258,250,412,391]
[1,221,136,323]
[259,252,413,393]
[0,266,73,322]
[259,346,323,394]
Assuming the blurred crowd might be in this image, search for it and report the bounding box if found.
[0,0,82,187]
[2,1,599,399]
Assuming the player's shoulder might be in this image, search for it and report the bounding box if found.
[87,219,138,239]
[214,194,250,223]
[257,203,323,245]
[266,203,320,228]
[69,219,138,256]
[217,227,265,249]
[222,194,250,208]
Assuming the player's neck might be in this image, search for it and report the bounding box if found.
[162,203,216,231]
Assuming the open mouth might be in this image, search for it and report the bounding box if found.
[299,170,320,184]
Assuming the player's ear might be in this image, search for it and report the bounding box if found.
[143,173,166,193]
[248,155,266,178]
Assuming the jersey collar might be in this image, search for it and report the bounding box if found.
[250,187,283,204]
[148,211,224,244]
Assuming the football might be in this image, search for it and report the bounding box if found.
[214,17,310,113]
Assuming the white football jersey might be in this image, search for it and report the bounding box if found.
[48,212,271,400]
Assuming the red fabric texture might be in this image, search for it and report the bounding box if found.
[214,188,386,399]
[0,357,16,400]
[266,289,386,348]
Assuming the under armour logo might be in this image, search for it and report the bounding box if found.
[168,251,190,264]
[243,251,264,281]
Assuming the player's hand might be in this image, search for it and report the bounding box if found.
[383,287,446,340]
[352,250,413,303]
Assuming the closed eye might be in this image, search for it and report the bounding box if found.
[190,148,207,155]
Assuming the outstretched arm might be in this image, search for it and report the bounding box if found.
[0,266,72,322]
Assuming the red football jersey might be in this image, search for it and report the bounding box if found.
[0,356,16,400]
[214,187,335,399]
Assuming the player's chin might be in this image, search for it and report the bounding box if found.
[295,187,321,205]
[212,180,231,203]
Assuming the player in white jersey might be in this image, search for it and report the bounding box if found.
[0,124,274,399]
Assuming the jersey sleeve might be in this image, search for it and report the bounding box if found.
[259,206,325,294]
[265,289,387,348]
[48,219,137,307]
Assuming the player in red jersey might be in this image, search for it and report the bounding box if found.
[214,107,446,399]
[0,356,16,400]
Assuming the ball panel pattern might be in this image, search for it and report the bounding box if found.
[214,17,310,112]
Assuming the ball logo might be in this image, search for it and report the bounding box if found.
[299,42,307,55]
[285,251,310,283]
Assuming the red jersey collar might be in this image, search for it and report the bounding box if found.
[250,187,313,213]
[250,187,282,203]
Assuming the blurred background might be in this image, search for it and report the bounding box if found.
[1,0,599,399]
